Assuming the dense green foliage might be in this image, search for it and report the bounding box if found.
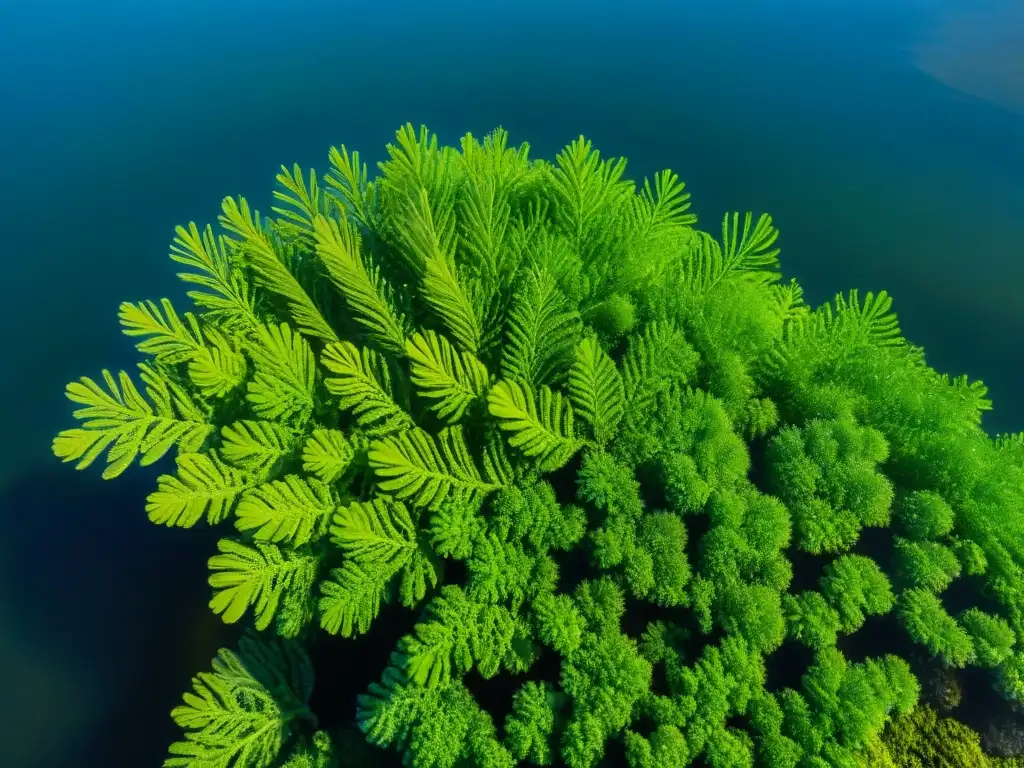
[869,705,990,767]
[54,124,1024,766]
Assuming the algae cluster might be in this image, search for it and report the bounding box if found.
[54,124,1024,766]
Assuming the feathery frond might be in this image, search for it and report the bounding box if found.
[404,588,479,689]
[568,336,625,445]
[272,164,325,242]
[406,330,490,423]
[380,123,460,212]
[165,634,313,768]
[406,187,482,354]
[330,498,420,569]
[548,135,630,254]
[481,427,516,487]
[119,298,205,364]
[502,267,582,388]
[147,452,255,528]
[721,211,781,275]
[246,323,316,425]
[620,321,697,410]
[321,341,413,436]
[768,278,809,327]
[312,214,408,356]
[219,196,338,343]
[368,426,499,510]
[220,420,296,480]
[681,212,781,297]
[326,143,377,230]
[235,475,336,547]
[319,498,439,637]
[458,174,513,286]
[487,380,580,471]
[356,655,426,749]
[169,221,258,331]
[187,325,248,398]
[319,560,389,639]
[633,169,697,232]
[403,586,516,688]
[53,365,212,479]
[459,127,532,196]
[208,539,316,630]
[301,428,355,484]
[832,289,905,348]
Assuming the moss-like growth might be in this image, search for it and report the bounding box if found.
[870,705,989,767]
[53,125,1024,766]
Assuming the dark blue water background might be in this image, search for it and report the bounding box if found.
[0,0,1021,765]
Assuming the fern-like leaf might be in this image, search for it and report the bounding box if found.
[119,298,205,364]
[406,187,482,354]
[548,135,629,254]
[321,498,439,636]
[502,267,581,388]
[147,452,255,528]
[680,231,729,296]
[356,654,426,750]
[220,420,296,480]
[634,169,697,231]
[458,173,513,290]
[330,498,418,567]
[487,380,580,471]
[403,586,478,689]
[568,336,625,444]
[312,214,408,356]
[272,163,324,241]
[368,426,498,510]
[219,195,338,343]
[459,127,532,195]
[165,634,314,768]
[379,125,461,260]
[301,428,355,484]
[620,321,696,411]
[402,586,514,688]
[187,325,248,398]
[833,289,905,347]
[720,211,781,275]
[681,213,780,298]
[235,475,336,547]
[321,341,412,436]
[406,330,489,423]
[246,323,316,425]
[169,221,259,331]
[768,278,809,327]
[326,143,377,230]
[319,559,392,638]
[208,539,316,630]
[53,365,213,479]
[481,427,516,487]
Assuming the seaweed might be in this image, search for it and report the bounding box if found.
[53,124,1024,766]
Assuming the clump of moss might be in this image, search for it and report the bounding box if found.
[871,705,989,767]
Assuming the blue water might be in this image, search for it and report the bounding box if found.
[1,0,1021,765]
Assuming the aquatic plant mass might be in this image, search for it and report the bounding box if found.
[52,124,1024,766]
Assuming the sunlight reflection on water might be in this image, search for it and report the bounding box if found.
[912,1,1024,115]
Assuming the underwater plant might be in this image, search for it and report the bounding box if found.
[53,123,1024,767]
[870,704,990,767]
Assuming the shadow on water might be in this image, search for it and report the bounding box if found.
[0,461,235,768]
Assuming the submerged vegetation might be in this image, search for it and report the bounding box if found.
[53,124,1024,766]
